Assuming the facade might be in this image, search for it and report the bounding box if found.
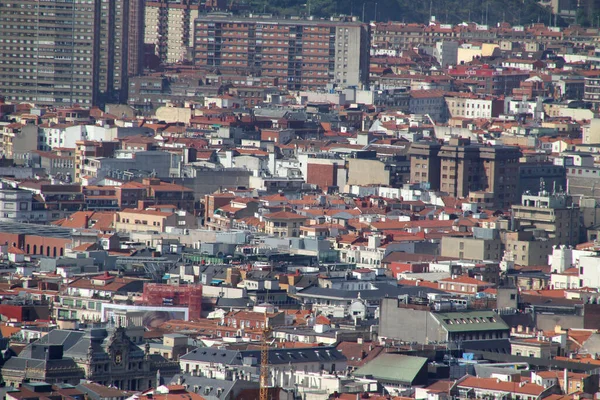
[263,211,308,238]
[0,185,40,224]
[98,0,145,103]
[193,15,370,90]
[75,141,120,183]
[583,73,600,107]
[438,276,495,295]
[145,0,199,64]
[379,298,510,346]
[445,94,503,119]
[410,139,521,208]
[0,0,143,106]
[179,346,347,385]
[1,123,39,165]
[114,208,179,233]
[0,0,99,106]
[511,192,580,247]
[2,327,179,390]
[440,237,503,261]
[510,338,560,358]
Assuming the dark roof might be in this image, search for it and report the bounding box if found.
[168,374,258,400]
[295,283,445,300]
[180,346,346,365]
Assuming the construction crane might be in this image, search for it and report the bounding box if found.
[259,311,272,400]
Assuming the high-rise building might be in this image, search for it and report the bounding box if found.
[144,0,199,64]
[98,0,145,103]
[193,15,370,90]
[0,0,99,106]
[0,0,144,107]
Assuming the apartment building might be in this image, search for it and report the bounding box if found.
[511,192,580,247]
[74,140,120,183]
[145,0,199,64]
[114,208,177,233]
[583,71,600,108]
[262,211,308,238]
[0,0,143,106]
[0,123,39,165]
[409,138,521,208]
[0,185,39,224]
[0,0,99,106]
[116,178,195,212]
[444,93,504,119]
[409,142,442,191]
[97,0,145,103]
[193,15,370,90]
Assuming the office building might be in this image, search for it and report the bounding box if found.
[144,0,199,64]
[193,15,370,90]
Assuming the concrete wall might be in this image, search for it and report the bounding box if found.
[155,106,193,124]
[379,298,444,342]
[173,170,252,198]
[347,158,390,186]
[441,237,503,261]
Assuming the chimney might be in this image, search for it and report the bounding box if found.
[564,368,568,394]
[357,337,364,345]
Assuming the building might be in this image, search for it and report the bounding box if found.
[583,72,600,108]
[298,153,347,191]
[409,90,448,122]
[438,276,495,295]
[179,346,346,385]
[510,338,560,358]
[142,283,202,320]
[452,376,559,400]
[0,0,98,106]
[144,0,199,64]
[444,93,504,119]
[98,0,145,103]
[114,208,180,233]
[0,0,143,106]
[1,123,39,165]
[354,354,428,389]
[6,382,85,400]
[0,184,41,224]
[379,297,510,347]
[409,142,442,191]
[262,211,308,238]
[511,192,580,247]
[75,141,120,183]
[409,138,522,208]
[440,237,503,261]
[2,327,179,390]
[116,178,195,212]
[193,15,370,90]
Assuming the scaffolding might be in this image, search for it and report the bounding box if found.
[142,283,202,320]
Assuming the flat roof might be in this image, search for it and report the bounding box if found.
[196,14,365,27]
[0,221,73,238]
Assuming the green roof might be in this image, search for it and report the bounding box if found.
[353,354,427,384]
[433,310,509,333]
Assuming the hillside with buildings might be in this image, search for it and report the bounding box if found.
[3,1,600,400]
